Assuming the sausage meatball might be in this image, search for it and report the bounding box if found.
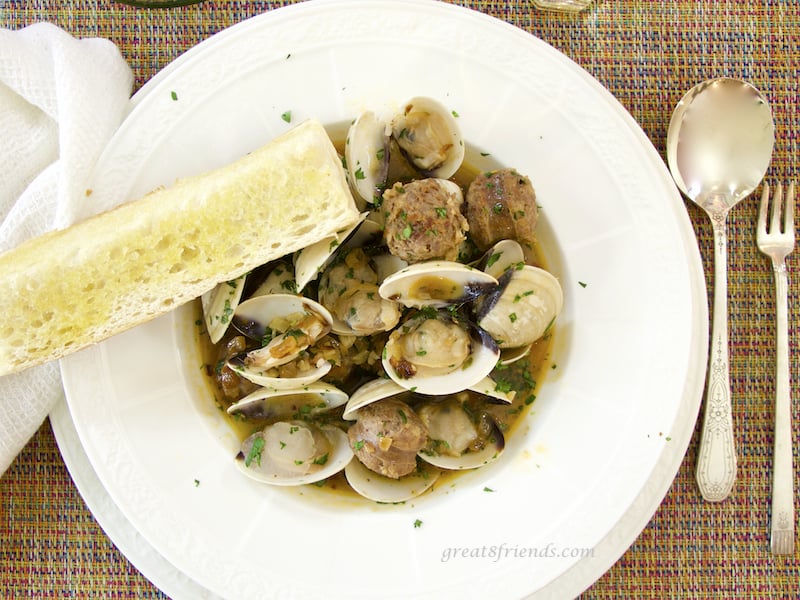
[465,168,538,251]
[382,178,468,263]
[348,398,428,479]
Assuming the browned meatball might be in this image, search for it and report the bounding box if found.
[348,398,428,479]
[465,168,538,251]
[382,179,468,263]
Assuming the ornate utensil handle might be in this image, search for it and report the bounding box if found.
[770,260,795,553]
[696,214,737,501]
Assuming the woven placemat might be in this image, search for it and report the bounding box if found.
[2,1,799,597]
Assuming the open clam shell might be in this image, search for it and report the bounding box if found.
[416,398,506,470]
[418,439,504,471]
[293,212,369,292]
[228,294,334,390]
[391,96,465,179]
[479,239,526,279]
[344,457,441,503]
[342,378,407,420]
[227,382,349,419]
[378,261,497,309]
[382,310,500,395]
[345,110,391,205]
[201,275,247,344]
[236,422,352,486]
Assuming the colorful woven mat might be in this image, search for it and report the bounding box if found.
[2,0,799,597]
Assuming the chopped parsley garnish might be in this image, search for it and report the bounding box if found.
[244,437,265,467]
[486,252,502,269]
[281,110,292,123]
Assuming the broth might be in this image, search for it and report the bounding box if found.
[195,137,557,502]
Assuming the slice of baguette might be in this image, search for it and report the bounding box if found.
[0,119,360,376]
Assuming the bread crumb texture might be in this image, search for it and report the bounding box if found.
[0,119,359,375]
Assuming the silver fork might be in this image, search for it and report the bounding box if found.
[756,181,796,555]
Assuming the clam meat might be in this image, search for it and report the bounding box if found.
[227,294,334,389]
[318,247,402,336]
[237,420,353,486]
[391,96,465,179]
[382,309,499,395]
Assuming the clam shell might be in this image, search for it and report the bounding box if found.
[342,378,407,420]
[228,294,334,390]
[344,457,441,503]
[227,382,349,419]
[479,239,526,279]
[416,402,506,470]
[476,265,563,349]
[418,440,504,470]
[345,111,390,205]
[201,275,247,344]
[378,261,497,309]
[382,311,499,396]
[391,96,465,179]
[293,212,369,292]
[236,423,352,486]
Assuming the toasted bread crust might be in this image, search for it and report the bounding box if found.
[0,119,360,376]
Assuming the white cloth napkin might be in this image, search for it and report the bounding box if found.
[0,23,132,476]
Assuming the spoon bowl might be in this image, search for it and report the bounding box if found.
[667,78,775,210]
[666,77,774,502]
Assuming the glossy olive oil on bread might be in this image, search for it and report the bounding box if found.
[0,119,360,376]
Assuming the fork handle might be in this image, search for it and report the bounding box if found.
[696,215,737,501]
[770,262,795,554]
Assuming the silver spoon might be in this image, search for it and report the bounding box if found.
[666,77,775,502]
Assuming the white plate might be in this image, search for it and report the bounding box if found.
[59,1,708,598]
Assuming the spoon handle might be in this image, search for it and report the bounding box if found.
[696,213,737,501]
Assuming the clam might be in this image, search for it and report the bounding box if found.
[227,382,348,420]
[378,261,497,309]
[226,294,334,389]
[293,212,369,292]
[416,396,506,470]
[345,111,391,205]
[475,265,563,349]
[391,96,465,179]
[382,310,499,395]
[201,275,247,344]
[318,247,402,336]
[236,420,353,486]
